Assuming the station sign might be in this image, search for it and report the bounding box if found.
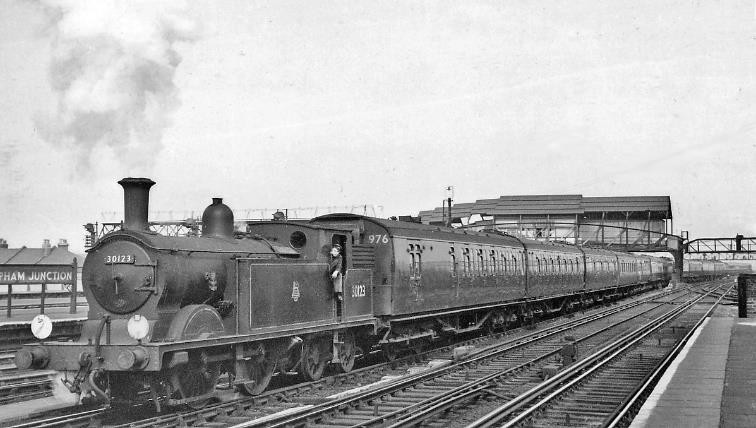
[0,265,76,285]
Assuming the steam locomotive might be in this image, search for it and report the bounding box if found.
[17,178,677,409]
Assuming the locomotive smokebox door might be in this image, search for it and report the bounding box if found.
[86,240,156,314]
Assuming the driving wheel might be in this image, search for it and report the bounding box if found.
[170,352,220,409]
[241,351,276,395]
[300,337,329,381]
[336,331,356,373]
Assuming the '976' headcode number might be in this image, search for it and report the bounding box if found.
[367,234,389,244]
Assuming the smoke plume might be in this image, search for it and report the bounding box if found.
[37,0,198,171]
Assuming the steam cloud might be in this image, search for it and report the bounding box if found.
[38,0,198,171]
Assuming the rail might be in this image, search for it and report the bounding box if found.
[467,281,731,427]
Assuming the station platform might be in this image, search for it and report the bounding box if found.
[0,304,87,348]
[0,303,87,326]
[630,305,756,428]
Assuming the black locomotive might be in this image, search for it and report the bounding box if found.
[17,178,677,409]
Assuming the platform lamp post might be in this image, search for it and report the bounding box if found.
[446,186,454,228]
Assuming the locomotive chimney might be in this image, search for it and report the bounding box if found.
[118,178,156,231]
[202,198,234,238]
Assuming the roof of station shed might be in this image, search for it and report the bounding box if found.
[418,195,672,224]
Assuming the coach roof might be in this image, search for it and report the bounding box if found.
[313,213,525,246]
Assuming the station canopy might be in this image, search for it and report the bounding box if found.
[418,195,673,251]
[419,195,672,224]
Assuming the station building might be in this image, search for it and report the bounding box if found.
[418,195,673,253]
[0,238,83,294]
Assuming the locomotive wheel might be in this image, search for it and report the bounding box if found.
[300,337,329,381]
[241,353,276,395]
[336,331,356,373]
[170,352,220,409]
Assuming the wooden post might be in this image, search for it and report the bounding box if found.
[70,258,78,314]
[40,282,46,314]
[6,284,12,318]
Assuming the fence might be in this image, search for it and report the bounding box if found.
[0,261,82,318]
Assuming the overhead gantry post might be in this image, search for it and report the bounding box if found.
[667,235,684,285]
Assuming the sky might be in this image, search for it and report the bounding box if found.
[1,0,755,254]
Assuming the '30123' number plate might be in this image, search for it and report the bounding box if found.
[104,254,135,264]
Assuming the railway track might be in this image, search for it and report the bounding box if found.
[14,284,681,428]
[8,281,728,428]
[0,352,57,406]
[229,283,711,428]
[467,279,732,428]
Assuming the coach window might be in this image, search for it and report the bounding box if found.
[490,250,497,275]
[409,244,422,280]
[463,248,471,277]
[478,250,485,276]
[449,246,457,277]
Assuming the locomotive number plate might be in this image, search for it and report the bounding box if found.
[104,254,136,264]
[351,283,366,298]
